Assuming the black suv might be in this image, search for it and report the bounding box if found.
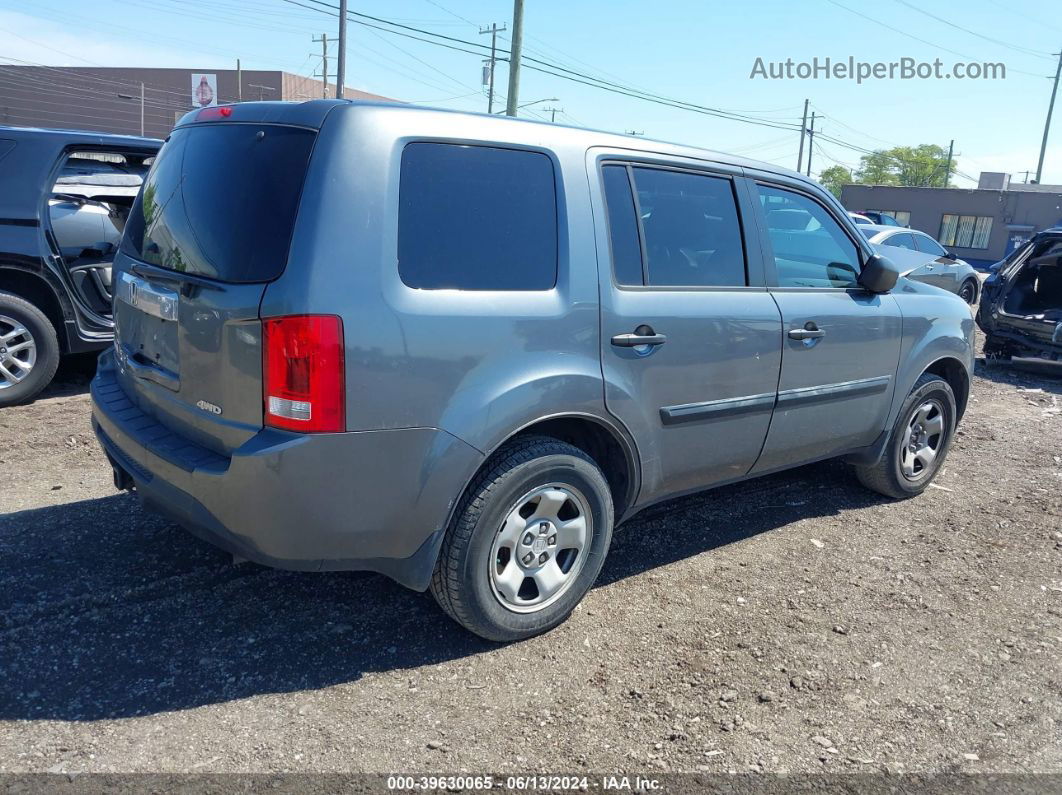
[0,127,160,406]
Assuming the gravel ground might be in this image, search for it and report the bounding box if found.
[1,337,1060,777]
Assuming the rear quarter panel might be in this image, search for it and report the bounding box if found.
[260,104,610,458]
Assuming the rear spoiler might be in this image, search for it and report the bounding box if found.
[174,99,347,131]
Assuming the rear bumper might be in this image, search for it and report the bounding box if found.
[90,351,484,590]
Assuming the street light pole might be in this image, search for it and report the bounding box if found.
[1035,48,1062,184]
[117,83,145,136]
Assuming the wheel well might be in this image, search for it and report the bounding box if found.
[0,269,66,352]
[925,358,970,420]
[513,416,636,518]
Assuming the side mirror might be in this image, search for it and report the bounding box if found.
[859,253,900,293]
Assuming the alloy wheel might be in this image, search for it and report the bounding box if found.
[489,484,592,613]
[0,315,36,390]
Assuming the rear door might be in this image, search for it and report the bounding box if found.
[748,179,902,473]
[592,154,782,500]
[113,117,318,455]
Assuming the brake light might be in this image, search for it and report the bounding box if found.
[263,315,345,433]
[196,106,233,121]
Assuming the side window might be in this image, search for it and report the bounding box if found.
[633,167,746,287]
[913,233,947,257]
[756,184,861,288]
[886,232,918,251]
[601,165,644,286]
[398,142,557,290]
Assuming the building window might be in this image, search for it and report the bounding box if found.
[866,209,911,226]
[940,214,993,250]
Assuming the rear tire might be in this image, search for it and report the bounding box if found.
[0,291,60,408]
[853,373,957,499]
[430,436,614,642]
[959,279,978,305]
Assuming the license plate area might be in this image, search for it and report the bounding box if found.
[115,271,180,389]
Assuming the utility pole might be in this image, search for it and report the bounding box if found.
[505,0,524,117]
[796,98,809,173]
[943,139,954,187]
[805,112,816,177]
[336,0,347,98]
[479,22,506,114]
[312,33,336,98]
[542,106,562,123]
[236,58,242,102]
[1035,48,1062,184]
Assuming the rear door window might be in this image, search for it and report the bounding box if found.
[122,124,317,283]
[600,163,747,287]
[398,142,557,290]
[886,232,918,251]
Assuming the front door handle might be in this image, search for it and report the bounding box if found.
[611,331,667,347]
[788,324,826,341]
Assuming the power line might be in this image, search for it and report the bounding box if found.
[277,0,803,132]
[892,0,1055,60]
[824,0,1052,79]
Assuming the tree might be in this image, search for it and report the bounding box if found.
[818,165,853,198]
[854,144,956,188]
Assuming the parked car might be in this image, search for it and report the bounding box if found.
[858,210,904,226]
[848,211,874,225]
[861,224,981,304]
[977,227,1062,372]
[91,101,975,641]
[0,127,160,406]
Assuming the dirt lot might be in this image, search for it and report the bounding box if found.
[1,336,1060,777]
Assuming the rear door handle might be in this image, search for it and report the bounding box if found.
[788,325,826,341]
[611,332,667,347]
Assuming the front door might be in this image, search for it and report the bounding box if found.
[749,181,903,473]
[591,156,782,501]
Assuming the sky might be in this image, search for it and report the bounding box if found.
[1,0,1061,185]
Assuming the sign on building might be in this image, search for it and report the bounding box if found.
[192,73,217,107]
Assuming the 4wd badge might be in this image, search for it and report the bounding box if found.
[196,399,222,416]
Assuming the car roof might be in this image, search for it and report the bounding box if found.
[0,125,161,149]
[177,99,826,191]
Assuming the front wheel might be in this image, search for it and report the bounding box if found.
[430,436,614,642]
[853,373,957,499]
[959,279,978,305]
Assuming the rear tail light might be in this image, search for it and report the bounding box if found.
[262,315,345,433]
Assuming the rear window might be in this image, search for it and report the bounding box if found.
[122,124,316,283]
[398,142,558,290]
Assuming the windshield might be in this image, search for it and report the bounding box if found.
[121,123,316,283]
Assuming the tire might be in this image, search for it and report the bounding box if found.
[958,279,978,305]
[430,436,614,642]
[853,373,957,499]
[0,291,60,408]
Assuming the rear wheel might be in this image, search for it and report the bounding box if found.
[853,373,956,499]
[959,279,978,305]
[0,292,59,408]
[431,436,614,642]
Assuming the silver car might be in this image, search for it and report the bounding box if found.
[862,224,981,304]
[91,100,975,641]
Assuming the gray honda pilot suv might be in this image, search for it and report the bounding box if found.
[92,100,975,641]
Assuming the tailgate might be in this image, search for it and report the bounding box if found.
[111,112,319,456]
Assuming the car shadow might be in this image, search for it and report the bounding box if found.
[0,460,882,721]
[35,351,99,400]
[974,356,1062,393]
